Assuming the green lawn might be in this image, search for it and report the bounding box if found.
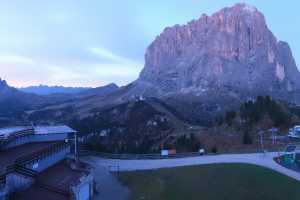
[119,163,300,200]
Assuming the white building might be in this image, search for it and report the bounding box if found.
[288,125,300,138]
[0,125,76,150]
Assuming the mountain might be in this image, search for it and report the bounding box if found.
[26,83,120,122]
[19,85,92,95]
[0,78,48,125]
[4,3,300,152]
[130,3,300,103]
[26,3,300,127]
[18,83,119,99]
[0,78,45,106]
[0,79,120,126]
[108,3,300,124]
[78,83,119,97]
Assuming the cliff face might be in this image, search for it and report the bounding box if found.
[137,3,300,103]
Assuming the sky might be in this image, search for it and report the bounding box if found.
[0,0,299,87]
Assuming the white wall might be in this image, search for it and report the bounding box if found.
[72,173,94,200]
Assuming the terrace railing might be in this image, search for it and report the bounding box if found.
[6,164,37,178]
[79,150,204,160]
[0,174,6,187]
[0,141,71,198]
[0,142,69,187]
[15,142,69,165]
[36,181,70,197]
[0,128,34,147]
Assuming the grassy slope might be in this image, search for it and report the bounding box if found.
[119,163,300,200]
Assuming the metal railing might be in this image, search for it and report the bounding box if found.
[0,142,69,190]
[0,129,34,149]
[0,128,34,142]
[15,142,69,165]
[79,150,204,160]
[6,164,37,178]
[0,174,5,186]
[0,141,73,200]
[36,181,70,197]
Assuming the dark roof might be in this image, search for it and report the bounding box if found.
[0,142,56,175]
[36,160,88,192]
[11,185,69,200]
[0,126,31,138]
[12,160,90,200]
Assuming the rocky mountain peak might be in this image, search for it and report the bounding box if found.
[137,3,300,103]
[0,78,8,89]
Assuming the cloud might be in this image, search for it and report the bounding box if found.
[0,47,143,87]
[46,61,141,87]
[86,46,143,85]
[88,46,140,65]
[0,53,35,65]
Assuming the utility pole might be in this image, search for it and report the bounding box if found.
[271,127,278,145]
[75,131,78,162]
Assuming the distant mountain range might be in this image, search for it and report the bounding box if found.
[0,78,119,126]
[19,85,92,95]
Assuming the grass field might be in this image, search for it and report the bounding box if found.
[119,163,300,200]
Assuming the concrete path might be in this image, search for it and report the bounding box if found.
[85,152,300,182]
[81,157,129,200]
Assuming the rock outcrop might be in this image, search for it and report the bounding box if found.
[136,3,300,104]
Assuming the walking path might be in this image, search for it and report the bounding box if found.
[81,158,129,200]
[84,152,300,182]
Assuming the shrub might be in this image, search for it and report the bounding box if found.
[211,146,218,154]
[243,130,253,145]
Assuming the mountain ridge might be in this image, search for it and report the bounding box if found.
[19,85,92,95]
[132,3,300,104]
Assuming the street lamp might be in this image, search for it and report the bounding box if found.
[258,130,264,152]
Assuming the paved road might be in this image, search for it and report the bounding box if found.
[81,158,129,200]
[85,152,300,182]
